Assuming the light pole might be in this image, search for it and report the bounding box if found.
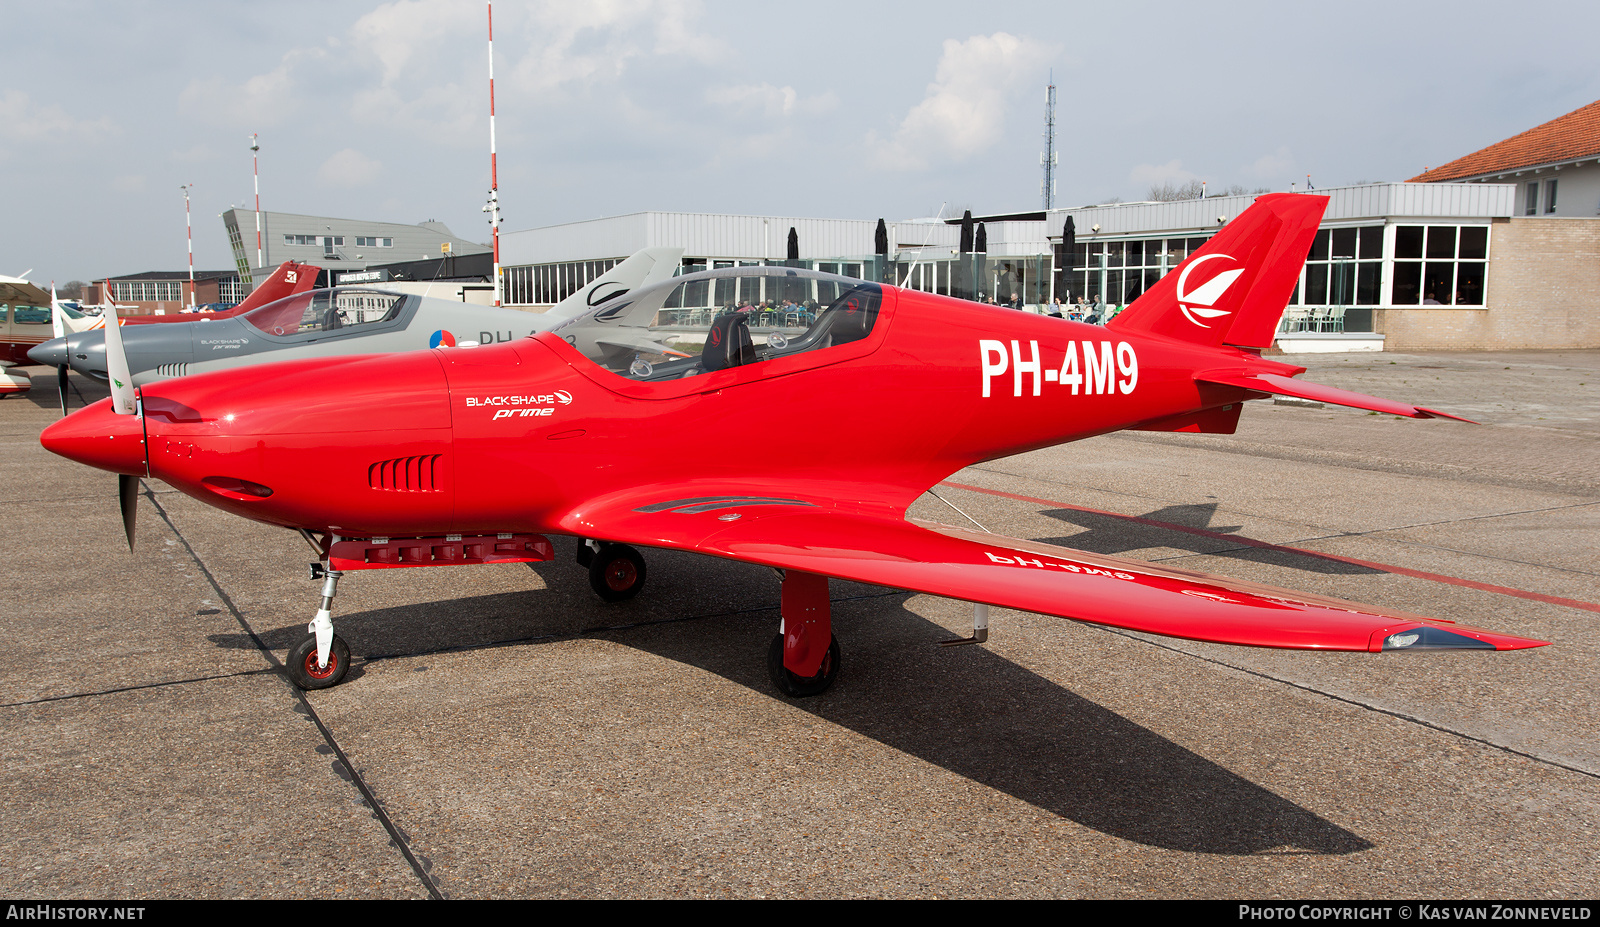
[485,3,502,306]
[180,184,195,308]
[250,134,263,274]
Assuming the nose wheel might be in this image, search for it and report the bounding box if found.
[586,542,647,602]
[286,562,353,690]
[288,633,350,690]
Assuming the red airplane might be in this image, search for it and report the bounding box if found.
[109,261,318,325]
[40,193,1548,693]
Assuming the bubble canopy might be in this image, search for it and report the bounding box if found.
[239,287,412,337]
[549,266,884,381]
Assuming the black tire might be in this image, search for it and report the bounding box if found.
[287,634,351,690]
[766,632,840,697]
[588,543,646,602]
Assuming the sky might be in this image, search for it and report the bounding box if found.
[3,0,1598,286]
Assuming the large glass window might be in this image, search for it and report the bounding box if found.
[551,269,882,381]
[1390,225,1487,306]
[1064,236,1208,308]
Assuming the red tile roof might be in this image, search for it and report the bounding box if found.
[1409,99,1600,183]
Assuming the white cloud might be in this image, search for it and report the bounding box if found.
[705,83,836,120]
[0,90,112,147]
[867,32,1052,170]
[506,0,721,95]
[178,47,325,129]
[317,148,383,187]
[1129,159,1199,187]
[1244,146,1295,181]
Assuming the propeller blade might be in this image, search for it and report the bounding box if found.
[50,286,66,340]
[57,364,69,416]
[102,305,136,415]
[118,474,138,551]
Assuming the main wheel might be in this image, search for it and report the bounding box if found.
[766,633,840,697]
[287,634,351,690]
[588,543,646,602]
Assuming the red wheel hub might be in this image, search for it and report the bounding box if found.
[605,559,637,592]
[304,649,340,680]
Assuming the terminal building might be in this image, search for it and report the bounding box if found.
[494,98,1600,353]
[497,211,1051,309]
[221,209,490,286]
[88,270,248,316]
[165,100,1594,351]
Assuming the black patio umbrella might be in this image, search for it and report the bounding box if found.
[874,218,888,256]
[975,222,988,253]
[1056,215,1076,300]
[787,227,799,261]
[959,210,974,253]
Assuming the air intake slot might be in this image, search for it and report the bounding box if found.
[368,454,443,492]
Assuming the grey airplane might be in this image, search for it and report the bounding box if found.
[29,247,684,387]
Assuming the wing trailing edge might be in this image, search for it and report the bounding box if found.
[563,497,1544,653]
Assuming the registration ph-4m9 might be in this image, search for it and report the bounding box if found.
[979,339,1137,398]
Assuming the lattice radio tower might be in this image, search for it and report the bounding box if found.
[1040,73,1058,210]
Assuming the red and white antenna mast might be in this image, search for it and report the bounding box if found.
[250,134,263,274]
[483,1,503,306]
[181,184,195,308]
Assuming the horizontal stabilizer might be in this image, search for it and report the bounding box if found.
[1196,370,1476,422]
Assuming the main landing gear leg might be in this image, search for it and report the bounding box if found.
[288,563,351,690]
[766,570,839,697]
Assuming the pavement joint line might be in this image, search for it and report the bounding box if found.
[0,667,282,709]
[143,481,445,901]
[1090,624,1600,783]
[942,481,1600,615]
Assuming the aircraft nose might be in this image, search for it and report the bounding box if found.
[40,400,147,476]
[28,337,68,367]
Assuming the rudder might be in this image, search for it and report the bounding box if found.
[1107,193,1326,349]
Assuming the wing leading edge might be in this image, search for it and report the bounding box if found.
[562,497,1546,652]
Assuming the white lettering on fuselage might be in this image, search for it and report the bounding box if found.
[979,339,1137,398]
[464,391,572,408]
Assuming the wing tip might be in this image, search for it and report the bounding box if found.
[1415,407,1480,424]
[1376,624,1549,652]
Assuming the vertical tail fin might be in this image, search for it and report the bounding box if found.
[225,261,318,316]
[1108,193,1326,349]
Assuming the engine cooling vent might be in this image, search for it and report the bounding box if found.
[368,455,443,492]
[155,363,189,378]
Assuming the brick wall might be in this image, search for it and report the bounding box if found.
[1378,217,1600,350]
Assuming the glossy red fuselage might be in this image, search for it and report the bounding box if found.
[48,286,1290,540]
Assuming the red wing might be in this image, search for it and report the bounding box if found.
[561,495,1545,652]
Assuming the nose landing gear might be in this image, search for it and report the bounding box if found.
[288,563,350,689]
